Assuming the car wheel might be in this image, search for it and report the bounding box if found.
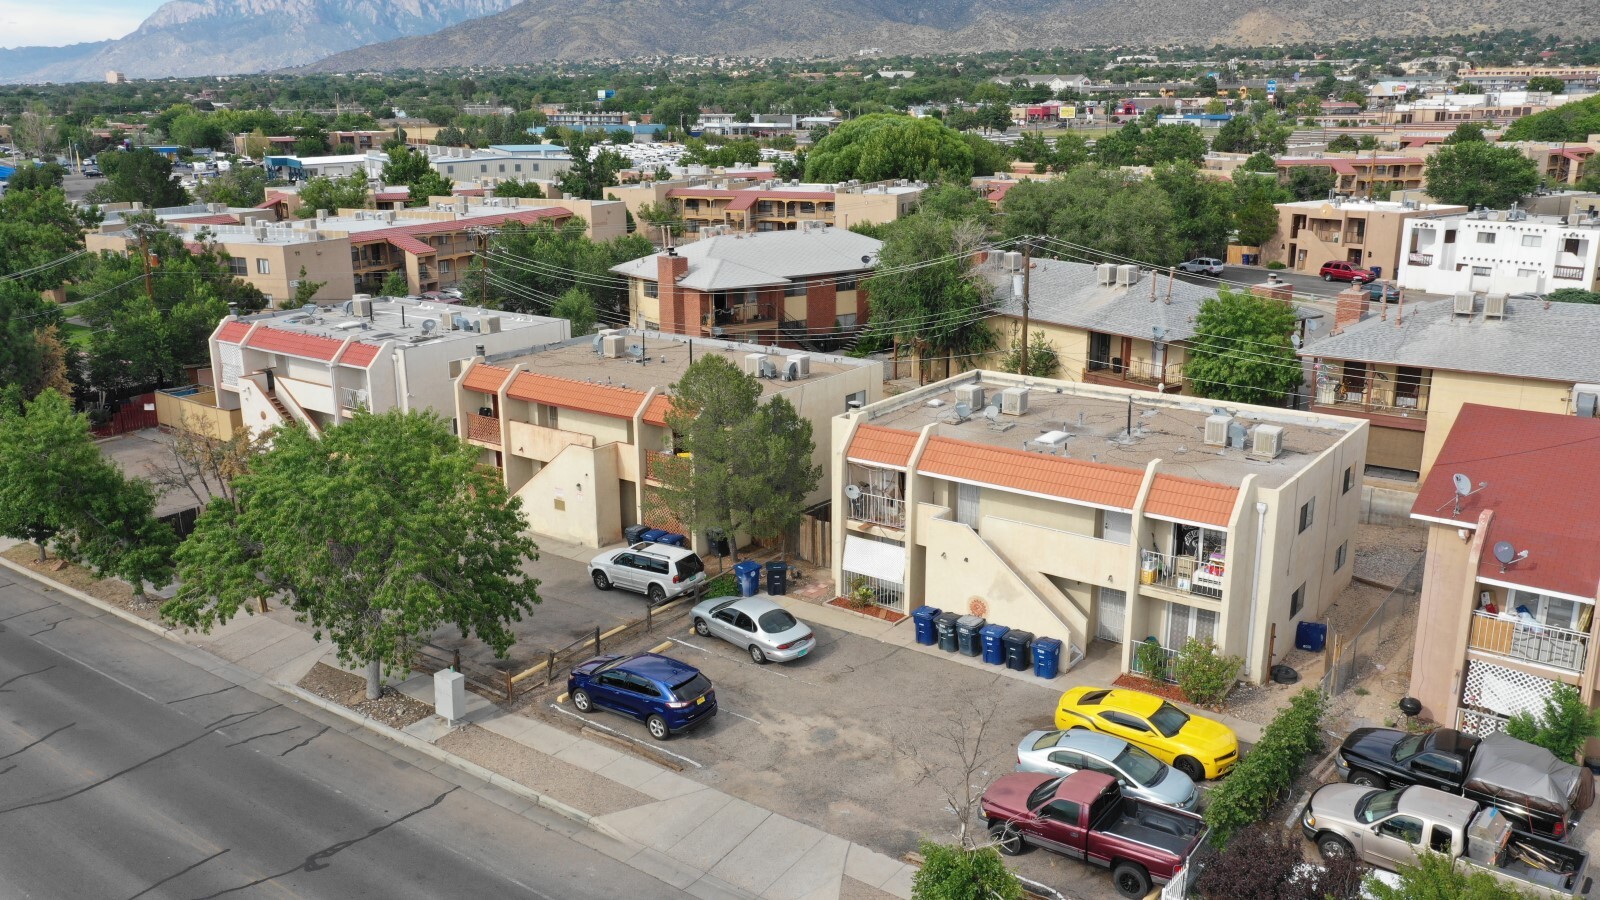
[1322,273,1334,282]
[592,571,611,591]
[647,584,666,605]
[1350,770,1387,789]
[1318,833,1354,862]
[694,618,711,637]
[646,714,670,741]
[571,689,593,713]
[988,822,1027,856]
[1112,862,1151,899]
[1174,755,1205,782]
[749,645,768,665]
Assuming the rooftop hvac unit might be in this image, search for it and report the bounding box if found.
[253,226,268,241]
[602,334,627,358]
[1097,263,1117,286]
[351,298,373,317]
[1577,391,1599,418]
[479,315,501,334]
[954,384,985,411]
[788,353,811,378]
[1453,292,1476,316]
[1116,264,1139,287]
[1248,424,1284,460]
[1003,251,1023,272]
[1204,414,1232,447]
[1000,386,1029,416]
[743,353,768,377]
[1483,293,1507,319]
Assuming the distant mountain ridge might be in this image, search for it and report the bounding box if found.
[305,0,1591,70]
[0,0,524,84]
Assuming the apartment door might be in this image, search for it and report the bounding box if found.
[1088,333,1112,370]
[1096,588,1127,642]
[956,483,981,530]
[1166,603,1218,650]
[1101,510,1131,544]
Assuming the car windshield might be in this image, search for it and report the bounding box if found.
[1149,702,1190,738]
[676,555,704,578]
[1027,776,1065,811]
[670,672,712,701]
[1394,733,1426,763]
[1356,788,1405,824]
[758,609,798,633]
[1033,732,1065,751]
[1114,744,1167,786]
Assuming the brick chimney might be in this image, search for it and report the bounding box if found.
[1249,275,1294,303]
[1331,286,1369,335]
[656,250,691,335]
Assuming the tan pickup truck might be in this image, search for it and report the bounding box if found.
[1302,783,1593,899]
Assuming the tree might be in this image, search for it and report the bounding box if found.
[380,270,410,297]
[651,93,702,135]
[1326,134,1360,152]
[1443,122,1487,144]
[162,409,542,699]
[636,199,683,237]
[549,287,597,335]
[1528,75,1566,94]
[0,281,69,400]
[293,267,325,306]
[733,396,821,555]
[195,166,269,208]
[656,355,762,547]
[85,149,189,208]
[911,842,1024,900]
[408,170,455,207]
[465,219,651,324]
[1426,142,1539,209]
[1184,289,1302,406]
[7,161,66,192]
[296,173,370,217]
[556,132,626,200]
[865,212,995,383]
[1506,682,1600,762]
[1241,151,1279,173]
[1547,288,1600,305]
[805,114,976,184]
[1194,824,1367,900]
[1001,167,1183,268]
[1155,162,1235,258]
[492,179,544,199]
[996,327,1060,378]
[381,146,433,186]
[0,185,97,291]
[1503,93,1600,143]
[1366,851,1532,900]
[1286,165,1338,201]
[1233,172,1292,248]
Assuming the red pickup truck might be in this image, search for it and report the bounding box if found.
[982,770,1208,898]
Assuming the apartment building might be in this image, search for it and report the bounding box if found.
[1459,66,1600,92]
[1398,205,1600,296]
[548,110,628,129]
[832,371,1368,682]
[454,332,880,550]
[1265,197,1468,277]
[610,176,924,239]
[391,144,575,186]
[200,297,568,440]
[1299,292,1600,476]
[612,226,881,346]
[1275,156,1429,198]
[1505,138,1600,187]
[1408,405,1600,737]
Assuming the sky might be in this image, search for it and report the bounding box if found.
[0,0,162,48]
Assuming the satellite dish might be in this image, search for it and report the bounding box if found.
[844,484,862,500]
[421,319,437,334]
[1453,473,1472,496]
[1290,334,1302,349]
[1493,541,1516,565]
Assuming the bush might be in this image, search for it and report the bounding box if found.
[1505,682,1600,762]
[1193,823,1367,900]
[1173,638,1243,708]
[1204,688,1326,847]
[912,842,1024,900]
[1266,260,1287,270]
[1136,639,1171,681]
[1366,850,1530,900]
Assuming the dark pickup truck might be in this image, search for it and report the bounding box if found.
[981,770,1207,898]
[1337,727,1593,841]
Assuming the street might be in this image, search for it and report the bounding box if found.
[0,567,688,899]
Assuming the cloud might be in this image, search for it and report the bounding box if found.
[0,2,154,48]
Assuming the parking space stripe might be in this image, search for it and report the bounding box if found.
[667,637,824,688]
[719,708,763,726]
[546,704,704,769]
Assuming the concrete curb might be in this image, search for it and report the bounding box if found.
[0,554,180,642]
[274,681,629,845]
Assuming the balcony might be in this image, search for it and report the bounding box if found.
[1314,382,1429,422]
[1140,551,1225,600]
[1408,252,1434,266]
[646,452,688,484]
[703,304,775,331]
[465,413,501,446]
[846,490,905,529]
[1084,359,1184,391]
[1468,611,1588,674]
[1554,265,1586,281]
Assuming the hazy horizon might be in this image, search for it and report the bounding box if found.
[0,0,161,49]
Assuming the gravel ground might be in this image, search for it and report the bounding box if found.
[437,724,653,817]
[1352,522,1428,586]
[2,544,160,618]
[297,662,433,729]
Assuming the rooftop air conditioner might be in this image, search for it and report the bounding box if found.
[1248,424,1284,460]
[1453,291,1475,316]
[1003,251,1023,272]
[788,353,811,378]
[479,315,502,334]
[743,353,768,377]
[1000,387,1029,416]
[602,334,626,357]
[1116,264,1139,287]
[1483,293,1507,319]
[351,298,373,317]
[1204,414,1232,447]
[1097,263,1117,286]
[955,384,985,411]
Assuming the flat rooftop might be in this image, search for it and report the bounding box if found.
[861,374,1358,490]
[242,296,562,344]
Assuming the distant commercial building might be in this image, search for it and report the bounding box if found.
[1458,66,1600,92]
[1274,155,1431,199]
[105,71,126,84]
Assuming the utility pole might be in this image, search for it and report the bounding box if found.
[1019,238,1033,377]
[137,225,155,302]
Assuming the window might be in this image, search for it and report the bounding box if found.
[255,258,270,275]
[1444,229,1457,244]
[1476,232,1496,244]
[228,257,247,276]
[1566,237,1582,255]
[784,281,808,297]
[1290,583,1306,617]
[1517,268,1536,278]
[446,165,456,174]
[1335,541,1348,572]
[1430,826,1453,854]
[438,259,451,274]
[1472,266,1492,277]
[1041,799,1082,823]
[1378,816,1424,844]
[1299,497,1315,533]
[1342,466,1355,494]
[1100,711,1148,732]
[845,389,867,411]
[498,164,505,173]
[1048,750,1088,770]
[836,276,858,291]
[1522,234,1543,248]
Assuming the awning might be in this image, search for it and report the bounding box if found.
[842,536,906,584]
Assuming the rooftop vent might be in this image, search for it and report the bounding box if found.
[1483,293,1507,319]
[1000,387,1029,416]
[1203,414,1231,447]
[1116,264,1139,287]
[1453,291,1475,317]
[1097,263,1117,286]
[743,353,768,377]
[1248,424,1284,460]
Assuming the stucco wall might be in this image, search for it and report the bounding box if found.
[1419,370,1574,481]
[513,442,623,548]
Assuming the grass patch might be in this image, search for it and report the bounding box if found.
[703,572,737,597]
[59,322,94,347]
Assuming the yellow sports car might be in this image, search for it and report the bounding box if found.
[1054,686,1238,781]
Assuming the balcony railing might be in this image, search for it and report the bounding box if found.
[465,413,501,446]
[1140,551,1225,600]
[1408,252,1434,266]
[1315,382,1429,418]
[1554,265,1586,281]
[646,452,688,484]
[704,305,775,328]
[339,387,369,411]
[1468,611,1589,674]
[1085,359,1184,387]
[846,491,905,529]
[1131,640,1179,683]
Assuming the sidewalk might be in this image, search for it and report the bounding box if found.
[0,549,916,900]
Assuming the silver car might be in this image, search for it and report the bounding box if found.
[1177,257,1225,276]
[690,595,815,664]
[1015,729,1199,811]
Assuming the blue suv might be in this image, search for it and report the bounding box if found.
[568,653,716,741]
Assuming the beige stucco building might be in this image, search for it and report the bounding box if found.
[455,332,881,551]
[608,175,924,242]
[831,370,1368,683]
[1263,198,1467,279]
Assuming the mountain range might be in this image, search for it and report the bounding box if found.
[0,0,523,84]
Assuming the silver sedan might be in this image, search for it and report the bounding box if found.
[1016,729,1198,811]
[690,595,815,664]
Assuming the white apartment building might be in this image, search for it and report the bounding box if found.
[1399,205,1600,297]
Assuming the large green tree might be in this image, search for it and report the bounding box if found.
[1184,289,1303,406]
[1503,93,1600,142]
[1233,172,1293,248]
[1001,166,1183,267]
[1155,163,1235,259]
[0,185,98,292]
[1425,141,1539,209]
[296,173,370,216]
[162,410,542,699]
[732,397,821,555]
[465,218,651,324]
[556,131,627,200]
[195,166,269,208]
[408,170,455,207]
[865,211,995,382]
[657,355,763,549]
[380,146,433,186]
[805,113,976,184]
[85,149,189,208]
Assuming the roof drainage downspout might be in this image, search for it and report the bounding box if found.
[1248,501,1268,680]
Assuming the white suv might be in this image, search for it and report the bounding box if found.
[589,542,706,604]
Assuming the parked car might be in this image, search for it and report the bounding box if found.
[1320,261,1378,283]
[1016,729,1198,811]
[567,652,716,740]
[982,770,1207,898]
[1302,783,1592,898]
[1364,281,1400,302]
[1177,258,1225,276]
[689,595,814,664]
[82,166,102,177]
[589,541,706,604]
[1335,727,1590,841]
[1054,687,1238,781]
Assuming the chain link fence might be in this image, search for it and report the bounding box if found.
[1321,558,1423,697]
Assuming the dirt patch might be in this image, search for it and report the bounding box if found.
[826,596,908,623]
[297,662,433,729]
[2,544,164,622]
[1113,672,1190,704]
[840,875,902,900]
[438,724,654,817]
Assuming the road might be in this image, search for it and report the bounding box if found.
[1171,264,1360,303]
[0,567,687,899]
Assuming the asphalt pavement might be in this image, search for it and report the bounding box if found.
[0,568,688,899]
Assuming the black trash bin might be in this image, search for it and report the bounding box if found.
[956,615,986,657]
[1002,630,1034,671]
[766,561,788,595]
[624,524,651,545]
[705,528,730,558]
[935,612,960,653]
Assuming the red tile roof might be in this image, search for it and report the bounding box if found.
[847,425,919,468]
[986,182,1019,204]
[373,191,410,201]
[1145,474,1239,527]
[245,325,347,362]
[1412,404,1600,600]
[350,208,570,257]
[341,343,379,367]
[919,436,1143,509]
[254,193,289,209]
[463,364,513,394]
[387,235,435,256]
[216,320,253,344]
[643,394,673,427]
[506,372,649,420]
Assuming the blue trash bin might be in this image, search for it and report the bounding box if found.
[1032,637,1063,680]
[980,624,1011,665]
[658,532,687,548]
[639,528,668,544]
[912,606,942,646]
[733,560,762,597]
[1295,621,1328,653]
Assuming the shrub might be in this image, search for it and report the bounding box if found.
[1173,638,1243,708]
[1266,260,1287,270]
[1204,688,1326,847]
[1136,639,1171,681]
[1366,850,1530,900]
[1193,823,1367,900]
[912,841,1024,900]
[1505,682,1600,762]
